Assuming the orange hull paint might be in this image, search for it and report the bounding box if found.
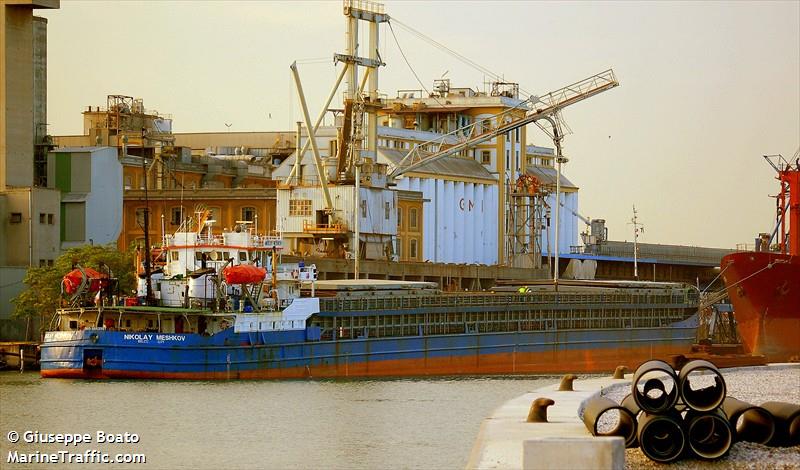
[41,344,689,380]
[722,251,800,362]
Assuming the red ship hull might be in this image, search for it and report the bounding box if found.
[721,251,800,362]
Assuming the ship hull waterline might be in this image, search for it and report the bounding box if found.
[41,324,696,380]
[722,251,800,362]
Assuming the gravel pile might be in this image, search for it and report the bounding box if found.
[598,364,800,469]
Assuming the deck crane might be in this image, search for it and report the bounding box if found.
[386,69,619,179]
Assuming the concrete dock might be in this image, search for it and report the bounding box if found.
[467,374,630,470]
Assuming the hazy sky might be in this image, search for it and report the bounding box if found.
[38,1,799,249]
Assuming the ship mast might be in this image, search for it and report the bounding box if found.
[629,205,644,280]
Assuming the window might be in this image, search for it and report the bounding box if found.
[409,208,418,229]
[135,208,147,227]
[288,200,312,216]
[385,202,391,220]
[515,128,520,141]
[241,206,256,222]
[48,259,54,267]
[171,251,179,261]
[506,150,510,170]
[481,119,491,133]
[48,214,54,225]
[329,140,338,158]
[124,174,133,190]
[10,213,22,224]
[239,251,248,262]
[397,207,403,228]
[410,238,418,259]
[39,213,46,224]
[396,237,402,258]
[170,206,185,226]
[39,259,47,267]
[360,200,366,218]
[481,150,491,164]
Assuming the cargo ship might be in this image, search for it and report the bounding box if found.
[40,237,700,379]
[721,154,800,362]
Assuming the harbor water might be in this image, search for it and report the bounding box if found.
[0,373,556,469]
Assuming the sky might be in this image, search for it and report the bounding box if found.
[38,1,799,249]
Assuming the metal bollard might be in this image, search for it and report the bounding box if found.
[613,365,628,379]
[582,395,638,448]
[527,397,555,423]
[721,397,775,445]
[558,374,577,391]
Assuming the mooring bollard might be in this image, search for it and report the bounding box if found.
[613,365,628,379]
[527,397,555,423]
[19,347,24,373]
[558,374,577,391]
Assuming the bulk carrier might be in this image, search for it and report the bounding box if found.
[40,249,700,379]
[720,153,800,362]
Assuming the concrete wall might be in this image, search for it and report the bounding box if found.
[0,187,60,266]
[48,147,122,249]
[1,4,34,189]
[0,267,28,340]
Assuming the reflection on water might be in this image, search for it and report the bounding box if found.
[1,372,556,469]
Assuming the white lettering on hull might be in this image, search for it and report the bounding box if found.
[122,333,186,343]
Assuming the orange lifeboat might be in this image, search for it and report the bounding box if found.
[222,265,266,284]
[62,268,107,294]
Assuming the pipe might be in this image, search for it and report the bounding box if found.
[638,412,685,463]
[631,360,679,414]
[620,393,641,417]
[619,393,640,448]
[721,397,775,445]
[678,359,726,412]
[581,395,638,448]
[761,401,800,447]
[685,409,733,460]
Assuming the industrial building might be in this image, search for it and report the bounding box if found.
[0,0,60,339]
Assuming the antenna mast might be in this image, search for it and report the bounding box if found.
[630,205,644,280]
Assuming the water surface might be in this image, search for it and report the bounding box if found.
[1,372,556,469]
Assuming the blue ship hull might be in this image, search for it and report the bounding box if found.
[41,317,697,379]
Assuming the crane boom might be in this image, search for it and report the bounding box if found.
[388,69,619,179]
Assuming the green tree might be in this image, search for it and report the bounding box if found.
[12,244,136,338]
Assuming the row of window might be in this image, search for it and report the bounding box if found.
[134,206,258,227]
[8,213,55,225]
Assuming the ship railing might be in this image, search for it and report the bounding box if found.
[318,288,697,313]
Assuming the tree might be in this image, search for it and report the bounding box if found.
[12,244,136,339]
